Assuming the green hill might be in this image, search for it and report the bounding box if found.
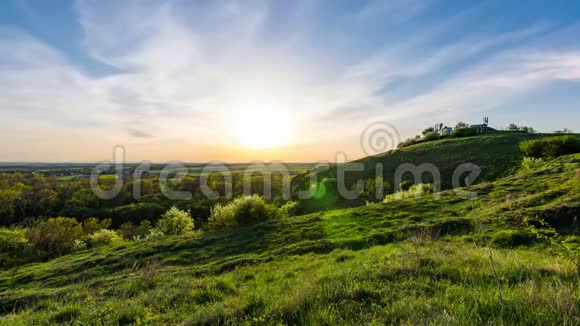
[1,153,578,325]
[294,132,566,212]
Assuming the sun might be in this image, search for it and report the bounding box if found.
[232,105,292,149]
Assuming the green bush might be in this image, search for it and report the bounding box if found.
[399,180,412,191]
[452,127,477,138]
[118,220,153,240]
[88,229,124,247]
[156,206,194,235]
[520,157,544,172]
[144,228,166,240]
[208,195,285,230]
[82,217,112,235]
[519,135,580,159]
[280,201,299,217]
[362,177,392,202]
[423,131,440,141]
[0,227,37,268]
[73,239,87,250]
[26,217,85,258]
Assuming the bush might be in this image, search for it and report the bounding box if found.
[519,135,580,159]
[280,201,299,217]
[118,220,153,240]
[82,217,112,235]
[397,137,420,149]
[144,228,166,241]
[362,177,392,202]
[452,127,477,138]
[507,124,536,133]
[423,131,440,141]
[88,229,124,247]
[0,227,37,268]
[136,220,153,236]
[422,127,435,135]
[399,180,412,191]
[26,217,85,258]
[73,239,87,250]
[520,157,544,172]
[384,183,434,203]
[156,206,194,235]
[208,195,285,230]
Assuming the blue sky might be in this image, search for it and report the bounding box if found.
[0,0,579,162]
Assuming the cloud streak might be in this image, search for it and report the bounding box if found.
[128,128,153,139]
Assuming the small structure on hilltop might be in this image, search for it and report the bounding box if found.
[434,123,453,136]
[440,126,453,136]
[470,117,491,134]
[434,117,495,136]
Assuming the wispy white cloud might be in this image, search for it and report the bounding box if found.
[375,48,580,128]
[0,0,579,161]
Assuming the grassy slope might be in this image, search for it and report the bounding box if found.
[296,132,555,212]
[316,132,549,182]
[357,132,543,185]
[0,154,579,325]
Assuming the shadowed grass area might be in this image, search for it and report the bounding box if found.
[0,154,578,325]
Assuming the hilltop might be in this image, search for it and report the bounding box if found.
[1,153,578,325]
[295,132,568,212]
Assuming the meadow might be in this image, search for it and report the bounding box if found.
[1,148,578,324]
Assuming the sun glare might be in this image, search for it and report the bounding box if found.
[233,105,292,149]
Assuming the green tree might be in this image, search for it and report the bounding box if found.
[0,227,37,268]
[0,189,21,224]
[26,217,84,258]
[363,177,392,202]
[554,128,573,134]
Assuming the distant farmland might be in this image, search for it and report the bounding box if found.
[0,162,316,180]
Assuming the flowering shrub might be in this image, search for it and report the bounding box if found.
[88,229,124,247]
[208,195,285,230]
[156,207,194,235]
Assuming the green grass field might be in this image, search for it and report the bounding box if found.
[1,152,578,325]
[306,132,553,188]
